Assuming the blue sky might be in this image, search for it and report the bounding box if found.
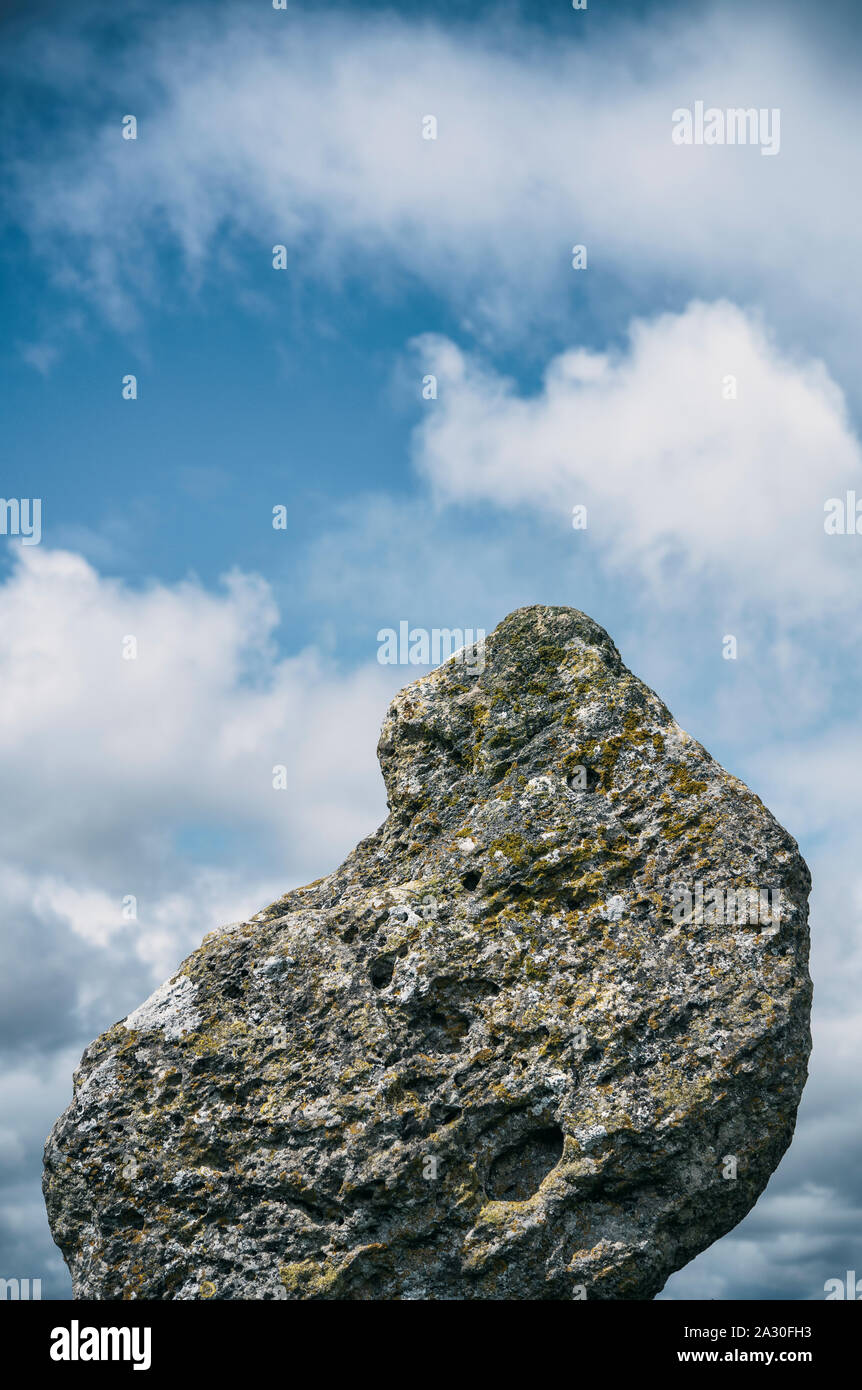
[2,0,862,1300]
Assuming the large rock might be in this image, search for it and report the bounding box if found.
[44,605,812,1300]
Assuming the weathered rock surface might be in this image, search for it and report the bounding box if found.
[44,606,812,1300]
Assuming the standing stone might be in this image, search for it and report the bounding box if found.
[44,606,812,1299]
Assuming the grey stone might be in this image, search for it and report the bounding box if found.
[43,605,812,1300]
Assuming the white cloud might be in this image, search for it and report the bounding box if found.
[0,547,390,882]
[0,546,398,1025]
[409,301,862,612]
[5,5,862,363]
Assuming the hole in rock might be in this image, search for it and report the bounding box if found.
[369,956,395,989]
[486,1126,565,1202]
[405,976,499,1054]
[461,870,482,891]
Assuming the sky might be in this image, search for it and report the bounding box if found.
[1,0,861,1300]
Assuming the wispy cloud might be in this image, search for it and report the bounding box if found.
[4,4,862,370]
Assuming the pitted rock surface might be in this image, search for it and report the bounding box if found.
[44,605,812,1300]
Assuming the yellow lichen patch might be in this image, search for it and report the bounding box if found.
[669,764,708,797]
